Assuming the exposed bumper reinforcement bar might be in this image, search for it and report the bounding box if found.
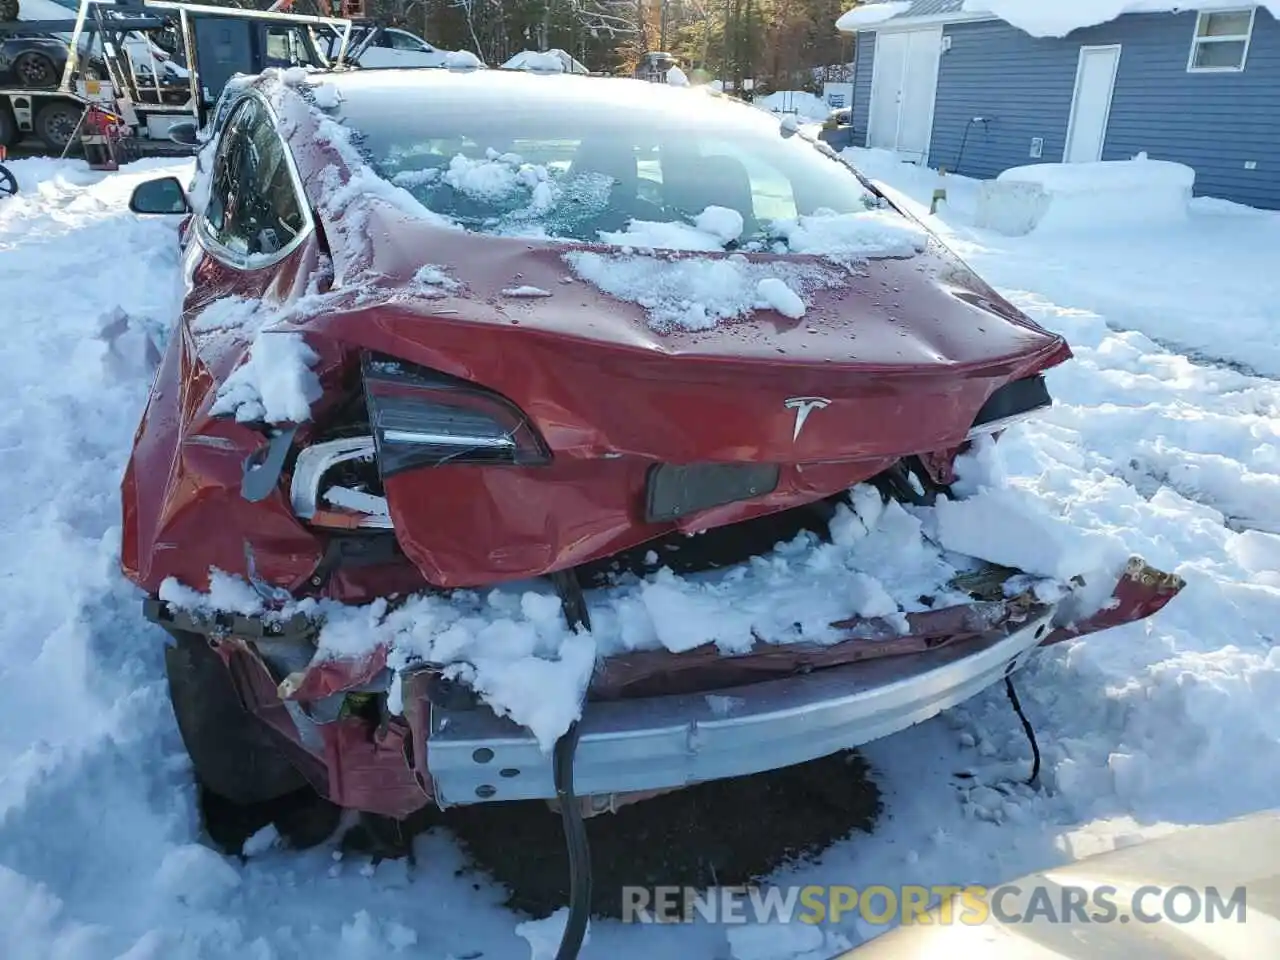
[419,611,1055,806]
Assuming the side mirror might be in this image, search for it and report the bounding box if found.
[166,119,200,146]
[130,176,191,215]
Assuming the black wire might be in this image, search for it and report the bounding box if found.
[549,567,592,960]
[1004,673,1041,787]
[553,719,591,960]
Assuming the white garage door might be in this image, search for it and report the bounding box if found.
[867,27,943,162]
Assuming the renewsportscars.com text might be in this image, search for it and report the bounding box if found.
[621,883,1248,926]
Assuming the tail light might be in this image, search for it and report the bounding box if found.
[362,354,550,476]
[966,375,1052,440]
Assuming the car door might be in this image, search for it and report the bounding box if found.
[181,93,321,389]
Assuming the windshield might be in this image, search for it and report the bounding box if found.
[335,73,881,249]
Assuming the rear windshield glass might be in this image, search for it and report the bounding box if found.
[335,75,881,248]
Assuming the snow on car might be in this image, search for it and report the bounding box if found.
[117,65,1178,823]
[1,105,1278,959]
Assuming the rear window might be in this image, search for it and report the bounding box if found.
[335,76,881,248]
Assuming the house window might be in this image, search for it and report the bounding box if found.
[1187,8,1255,72]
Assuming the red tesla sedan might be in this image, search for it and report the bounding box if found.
[122,66,1181,821]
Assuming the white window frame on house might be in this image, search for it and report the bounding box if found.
[1186,6,1256,73]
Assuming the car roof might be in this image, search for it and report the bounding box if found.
[289,66,769,140]
[303,66,726,115]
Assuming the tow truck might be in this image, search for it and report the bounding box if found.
[0,0,354,158]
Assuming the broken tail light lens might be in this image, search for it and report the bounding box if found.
[362,353,550,476]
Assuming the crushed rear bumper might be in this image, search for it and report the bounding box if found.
[144,557,1183,817]
[410,610,1056,806]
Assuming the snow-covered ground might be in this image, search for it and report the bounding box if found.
[1,147,1278,960]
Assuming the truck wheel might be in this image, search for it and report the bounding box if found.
[33,101,83,152]
[0,0,18,22]
[14,52,58,88]
[164,629,307,806]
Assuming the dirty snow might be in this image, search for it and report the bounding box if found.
[2,140,1280,960]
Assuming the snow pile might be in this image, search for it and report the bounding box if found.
[695,205,746,244]
[186,278,339,426]
[836,1,912,30]
[968,0,1280,37]
[505,50,565,72]
[167,478,1111,748]
[975,154,1195,236]
[596,217,735,252]
[445,49,486,69]
[572,205,926,329]
[771,207,930,259]
[754,91,832,121]
[444,150,553,207]
[667,65,690,86]
[309,80,342,110]
[410,263,462,294]
[209,332,322,424]
[756,277,806,318]
[517,909,591,960]
[160,567,273,616]
[564,250,837,330]
[501,48,588,74]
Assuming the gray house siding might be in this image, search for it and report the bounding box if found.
[852,32,875,141]
[928,19,1080,178]
[856,8,1280,210]
[1098,10,1280,209]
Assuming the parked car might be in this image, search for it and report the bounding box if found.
[12,0,188,84]
[122,67,1181,821]
[0,33,70,87]
[323,24,447,68]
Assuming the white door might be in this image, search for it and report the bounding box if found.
[897,28,943,158]
[867,28,943,161]
[1064,45,1121,163]
[868,33,909,151]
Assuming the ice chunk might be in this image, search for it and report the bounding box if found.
[756,277,806,318]
[694,205,745,244]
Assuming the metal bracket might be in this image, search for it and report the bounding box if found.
[241,425,298,502]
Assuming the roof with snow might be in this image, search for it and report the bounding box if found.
[838,1,1280,36]
[836,0,964,31]
[885,0,965,16]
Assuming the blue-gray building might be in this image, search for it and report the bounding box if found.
[842,1,1280,209]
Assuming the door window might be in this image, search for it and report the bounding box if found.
[202,97,308,263]
[386,29,430,51]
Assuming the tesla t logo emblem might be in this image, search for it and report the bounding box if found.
[784,397,831,441]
